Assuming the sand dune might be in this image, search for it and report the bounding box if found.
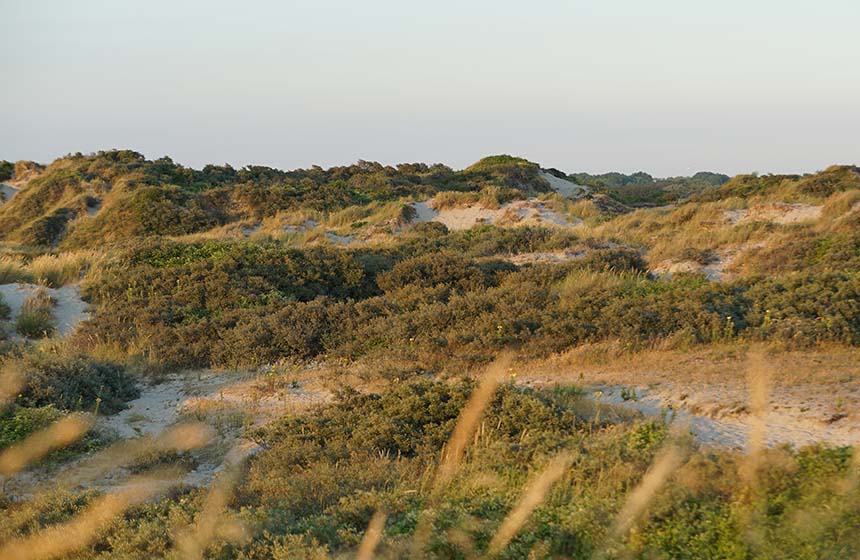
[539,171,589,199]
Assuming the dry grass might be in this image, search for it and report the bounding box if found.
[48,422,213,490]
[356,510,387,560]
[0,251,101,287]
[609,444,686,540]
[411,354,510,554]
[0,414,94,477]
[15,287,56,338]
[744,350,773,463]
[0,469,182,560]
[28,251,100,287]
[432,354,510,492]
[0,362,25,408]
[487,451,575,555]
[174,443,249,560]
[0,255,32,284]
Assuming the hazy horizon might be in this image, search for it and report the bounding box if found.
[2,0,858,176]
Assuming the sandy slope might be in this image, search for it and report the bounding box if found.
[593,384,860,449]
[539,171,589,199]
[522,347,860,450]
[723,203,823,225]
[404,171,586,232]
[411,199,580,231]
[507,250,586,265]
[0,183,19,205]
[0,283,90,336]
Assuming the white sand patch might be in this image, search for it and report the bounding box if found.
[508,250,586,266]
[410,198,581,231]
[412,201,439,222]
[325,231,355,245]
[102,371,330,487]
[242,223,262,237]
[651,260,704,277]
[283,219,318,234]
[723,203,823,225]
[650,242,765,282]
[0,283,90,337]
[592,383,860,450]
[0,183,19,205]
[540,171,589,199]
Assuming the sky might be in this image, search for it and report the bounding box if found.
[1,0,858,176]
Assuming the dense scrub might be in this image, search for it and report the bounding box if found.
[0,152,560,248]
[2,151,860,559]
[8,353,139,414]
[568,169,730,206]
[694,165,860,203]
[1,380,856,558]
[75,228,860,371]
[0,350,138,474]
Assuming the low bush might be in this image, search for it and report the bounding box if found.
[4,381,855,558]
[0,405,102,463]
[12,353,139,414]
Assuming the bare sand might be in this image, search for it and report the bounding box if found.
[539,171,589,199]
[0,183,19,205]
[0,283,90,337]
[522,346,860,450]
[6,369,331,497]
[411,198,580,231]
[723,203,823,225]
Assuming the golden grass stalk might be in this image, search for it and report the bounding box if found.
[844,445,860,494]
[28,251,100,287]
[0,362,25,410]
[487,451,574,555]
[0,414,94,477]
[737,349,774,552]
[0,469,182,560]
[610,444,684,540]
[432,354,510,493]
[743,349,772,479]
[411,354,511,555]
[356,510,387,560]
[174,443,250,560]
[0,255,32,284]
[50,422,213,489]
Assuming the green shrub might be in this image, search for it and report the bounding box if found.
[0,160,12,182]
[14,353,139,414]
[0,404,64,449]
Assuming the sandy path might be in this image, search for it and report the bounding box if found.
[591,384,860,449]
[5,370,331,498]
[521,347,860,449]
[0,283,90,336]
[103,371,329,487]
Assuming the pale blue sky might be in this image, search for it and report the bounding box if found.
[1,0,858,175]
